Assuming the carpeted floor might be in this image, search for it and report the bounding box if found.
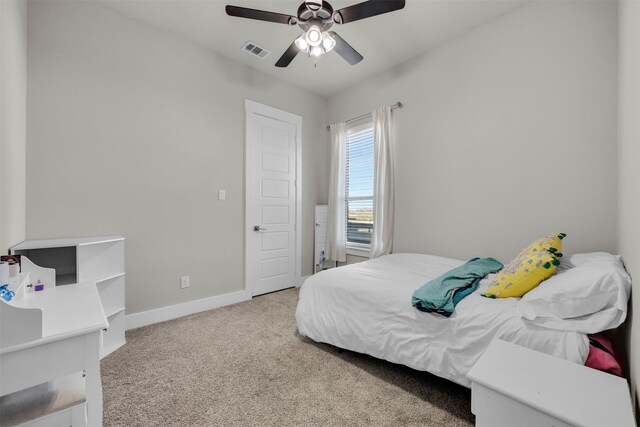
[101,288,474,426]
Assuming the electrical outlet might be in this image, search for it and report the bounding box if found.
[218,189,226,200]
[180,276,190,289]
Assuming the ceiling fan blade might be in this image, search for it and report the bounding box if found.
[328,32,363,65]
[225,5,296,25]
[334,0,405,24]
[275,40,300,67]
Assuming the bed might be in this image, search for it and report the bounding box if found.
[295,253,590,388]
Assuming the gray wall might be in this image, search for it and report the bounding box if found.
[618,0,640,412]
[327,1,618,263]
[0,0,27,253]
[26,0,328,314]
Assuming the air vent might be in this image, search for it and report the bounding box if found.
[242,41,270,59]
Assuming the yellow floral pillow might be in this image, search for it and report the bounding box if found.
[530,233,565,257]
[512,233,565,260]
[483,234,565,298]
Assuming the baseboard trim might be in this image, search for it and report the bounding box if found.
[125,289,252,331]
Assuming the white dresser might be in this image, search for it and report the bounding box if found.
[467,339,635,427]
[11,236,126,358]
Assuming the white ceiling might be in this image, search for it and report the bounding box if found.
[96,0,529,96]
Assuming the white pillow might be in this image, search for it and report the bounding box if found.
[569,252,623,267]
[518,252,631,334]
[555,252,622,272]
[556,258,573,274]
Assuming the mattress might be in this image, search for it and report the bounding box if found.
[295,253,589,388]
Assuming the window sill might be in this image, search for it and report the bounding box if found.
[346,244,370,258]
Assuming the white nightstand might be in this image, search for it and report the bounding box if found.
[467,339,635,427]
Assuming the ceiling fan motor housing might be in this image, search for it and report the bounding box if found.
[304,0,323,11]
[298,1,334,31]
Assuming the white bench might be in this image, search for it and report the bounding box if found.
[467,339,635,427]
[0,374,87,427]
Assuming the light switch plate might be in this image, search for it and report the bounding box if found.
[218,190,226,200]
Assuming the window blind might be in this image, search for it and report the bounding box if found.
[345,126,374,246]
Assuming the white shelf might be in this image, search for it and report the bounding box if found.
[101,310,125,359]
[10,236,126,359]
[95,272,125,283]
[57,273,77,286]
[11,236,124,251]
[104,306,125,319]
[77,239,124,282]
[100,341,126,360]
[107,307,125,317]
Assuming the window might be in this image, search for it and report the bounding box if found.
[345,122,374,255]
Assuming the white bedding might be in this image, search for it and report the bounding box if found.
[295,253,589,388]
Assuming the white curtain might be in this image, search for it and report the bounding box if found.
[370,106,394,259]
[325,122,347,262]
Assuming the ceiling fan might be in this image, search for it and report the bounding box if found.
[226,0,406,67]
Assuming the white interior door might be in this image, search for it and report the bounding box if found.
[246,101,301,296]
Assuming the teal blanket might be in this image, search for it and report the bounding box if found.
[411,257,503,317]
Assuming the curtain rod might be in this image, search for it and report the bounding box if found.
[326,101,403,131]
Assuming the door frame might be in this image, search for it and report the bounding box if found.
[245,99,302,296]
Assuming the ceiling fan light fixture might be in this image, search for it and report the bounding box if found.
[305,25,322,47]
[295,35,309,51]
[321,32,335,52]
[310,45,323,57]
[227,0,404,68]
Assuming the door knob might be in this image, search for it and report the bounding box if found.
[254,226,266,231]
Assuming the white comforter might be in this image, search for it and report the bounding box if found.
[295,253,589,388]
